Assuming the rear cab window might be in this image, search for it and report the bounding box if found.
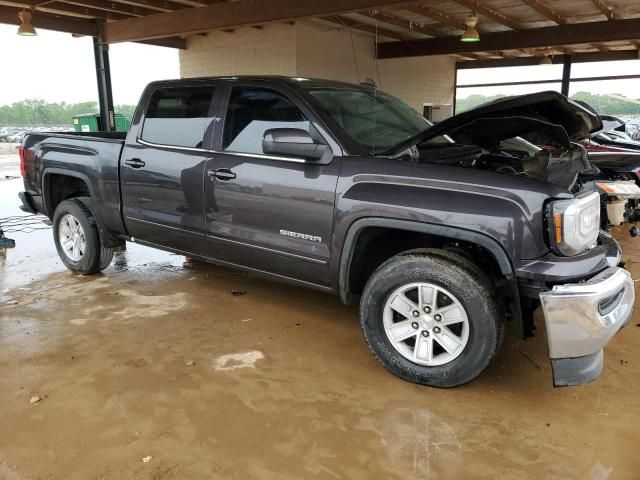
[141,86,214,148]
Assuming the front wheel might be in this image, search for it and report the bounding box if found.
[53,198,114,274]
[360,249,503,388]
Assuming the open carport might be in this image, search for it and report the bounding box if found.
[1,1,640,479]
[2,1,640,125]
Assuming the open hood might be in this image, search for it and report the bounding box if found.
[387,91,603,154]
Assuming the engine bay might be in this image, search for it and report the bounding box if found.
[414,138,595,191]
[412,138,640,233]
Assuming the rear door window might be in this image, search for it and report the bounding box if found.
[222,87,310,155]
[141,86,214,148]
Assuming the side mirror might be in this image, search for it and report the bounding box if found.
[262,128,327,160]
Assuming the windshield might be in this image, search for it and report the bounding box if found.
[307,88,430,154]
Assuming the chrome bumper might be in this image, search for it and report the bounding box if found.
[539,267,635,386]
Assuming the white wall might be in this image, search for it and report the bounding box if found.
[295,23,455,111]
[179,21,456,114]
[179,23,297,78]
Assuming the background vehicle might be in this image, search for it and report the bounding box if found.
[18,79,634,388]
[575,116,640,227]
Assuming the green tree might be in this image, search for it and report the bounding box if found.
[455,94,506,114]
[0,99,136,126]
[570,91,640,116]
[115,104,136,122]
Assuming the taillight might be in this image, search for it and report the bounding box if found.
[19,146,26,177]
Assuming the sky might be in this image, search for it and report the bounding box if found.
[0,24,179,106]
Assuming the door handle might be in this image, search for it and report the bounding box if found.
[208,168,236,181]
[125,158,146,168]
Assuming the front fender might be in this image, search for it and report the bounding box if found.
[337,217,514,304]
[330,158,568,291]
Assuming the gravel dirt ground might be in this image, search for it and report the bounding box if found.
[0,152,639,479]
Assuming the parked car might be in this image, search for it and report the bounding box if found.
[7,131,26,143]
[18,79,634,388]
[0,128,20,142]
[581,115,640,153]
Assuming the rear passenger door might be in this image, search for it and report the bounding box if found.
[120,83,218,254]
[203,83,342,287]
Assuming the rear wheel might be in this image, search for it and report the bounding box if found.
[53,198,113,274]
[360,250,503,388]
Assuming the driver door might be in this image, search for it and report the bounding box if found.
[203,84,341,286]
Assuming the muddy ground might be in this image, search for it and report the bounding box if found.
[1,168,639,479]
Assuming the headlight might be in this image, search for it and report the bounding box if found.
[548,191,600,256]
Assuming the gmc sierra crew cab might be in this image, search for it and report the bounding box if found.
[18,76,635,388]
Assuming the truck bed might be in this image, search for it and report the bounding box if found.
[35,131,127,142]
[20,130,128,239]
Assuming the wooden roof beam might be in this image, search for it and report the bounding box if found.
[0,3,96,34]
[0,4,186,47]
[34,2,132,20]
[363,9,440,37]
[592,43,612,51]
[322,15,408,41]
[454,52,484,61]
[103,0,419,43]
[406,4,466,31]
[104,0,189,13]
[378,17,640,58]
[591,0,614,20]
[137,36,187,48]
[457,50,640,69]
[19,1,189,12]
[55,0,159,17]
[182,0,224,5]
[520,0,566,25]
[554,46,574,55]
[452,0,523,30]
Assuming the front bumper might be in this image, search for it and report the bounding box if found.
[539,266,634,386]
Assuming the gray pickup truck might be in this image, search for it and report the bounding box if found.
[18,76,634,388]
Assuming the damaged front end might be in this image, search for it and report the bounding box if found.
[593,180,640,228]
[388,91,604,193]
[391,91,640,233]
[385,91,638,386]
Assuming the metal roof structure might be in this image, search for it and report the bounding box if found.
[0,0,638,66]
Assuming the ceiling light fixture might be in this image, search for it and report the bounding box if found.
[461,14,480,43]
[17,9,37,36]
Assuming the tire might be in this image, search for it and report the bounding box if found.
[52,198,114,274]
[360,249,503,388]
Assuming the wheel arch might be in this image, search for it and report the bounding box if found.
[42,168,95,218]
[338,217,522,334]
[45,172,123,249]
[339,218,513,301]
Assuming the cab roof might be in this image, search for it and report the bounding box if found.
[147,75,374,91]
